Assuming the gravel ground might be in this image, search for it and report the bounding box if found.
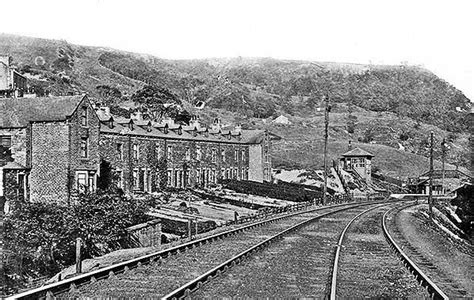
[192,205,378,298]
[337,206,428,298]
[61,204,355,298]
[394,204,473,298]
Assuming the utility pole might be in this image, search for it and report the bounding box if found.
[323,93,331,206]
[441,138,446,195]
[428,131,434,220]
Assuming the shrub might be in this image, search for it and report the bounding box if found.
[3,188,151,290]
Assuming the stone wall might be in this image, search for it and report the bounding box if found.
[100,130,253,193]
[68,97,101,195]
[166,139,249,188]
[248,144,263,182]
[29,121,70,203]
[125,219,162,248]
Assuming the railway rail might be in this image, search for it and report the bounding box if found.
[7,200,389,299]
[162,204,382,299]
[329,203,429,298]
[384,204,467,299]
[190,202,434,298]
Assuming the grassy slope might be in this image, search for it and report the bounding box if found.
[0,33,471,179]
[267,107,470,179]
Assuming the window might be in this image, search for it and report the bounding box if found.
[221,149,226,162]
[117,143,123,160]
[174,170,179,187]
[167,146,172,160]
[81,107,88,126]
[0,135,12,148]
[155,144,162,159]
[75,171,95,192]
[196,169,200,184]
[196,146,202,160]
[241,150,245,161]
[234,149,238,161]
[211,169,216,183]
[211,149,217,162]
[76,171,87,191]
[185,148,191,161]
[80,137,88,158]
[133,144,139,160]
[133,169,139,189]
[88,172,96,192]
[116,170,123,189]
[233,168,237,179]
[143,168,151,192]
[167,170,172,186]
[226,169,230,179]
[17,173,25,187]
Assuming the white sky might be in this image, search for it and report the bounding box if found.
[1,0,473,100]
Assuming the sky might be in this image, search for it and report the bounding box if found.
[1,0,473,100]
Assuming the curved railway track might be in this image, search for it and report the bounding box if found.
[163,204,384,299]
[384,204,469,298]
[8,201,387,299]
[190,202,442,298]
[329,203,429,298]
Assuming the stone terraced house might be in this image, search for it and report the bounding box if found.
[0,95,272,205]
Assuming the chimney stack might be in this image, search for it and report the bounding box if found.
[131,110,143,121]
[190,115,201,129]
[211,118,221,131]
[234,124,242,133]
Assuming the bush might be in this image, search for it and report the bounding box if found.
[3,188,151,290]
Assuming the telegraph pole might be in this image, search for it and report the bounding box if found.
[428,131,434,220]
[323,93,330,206]
[441,138,446,195]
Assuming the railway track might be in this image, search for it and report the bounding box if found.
[164,204,384,299]
[8,200,387,299]
[177,202,422,298]
[384,204,469,298]
[329,203,428,298]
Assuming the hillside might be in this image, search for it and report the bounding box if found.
[0,33,471,178]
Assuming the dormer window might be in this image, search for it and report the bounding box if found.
[147,123,152,132]
[178,127,182,135]
[108,118,114,129]
[164,125,169,134]
[128,121,134,131]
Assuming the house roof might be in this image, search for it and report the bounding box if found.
[2,161,27,170]
[100,116,267,145]
[0,95,87,127]
[341,147,374,157]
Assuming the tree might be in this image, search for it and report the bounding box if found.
[131,85,181,121]
[96,85,122,105]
